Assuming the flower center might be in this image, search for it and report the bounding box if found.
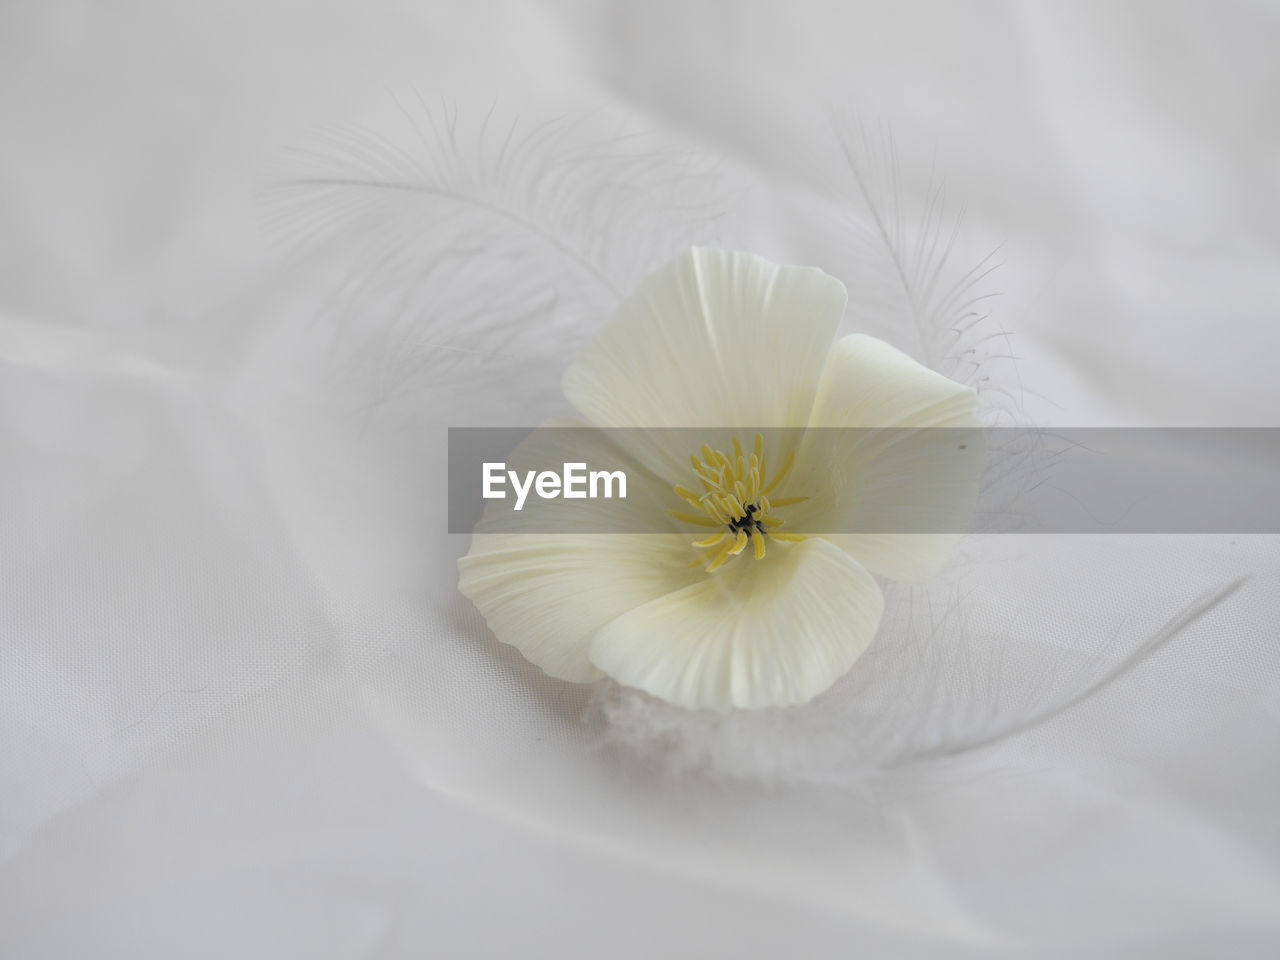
[669,433,807,572]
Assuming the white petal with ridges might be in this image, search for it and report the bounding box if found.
[791,334,984,582]
[805,334,981,430]
[563,247,846,431]
[459,416,707,682]
[588,538,884,710]
[458,533,703,683]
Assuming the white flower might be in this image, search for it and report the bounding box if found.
[459,248,982,711]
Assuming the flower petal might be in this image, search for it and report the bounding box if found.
[563,248,846,431]
[459,414,708,681]
[459,533,703,683]
[791,334,984,582]
[588,538,884,710]
[806,334,981,430]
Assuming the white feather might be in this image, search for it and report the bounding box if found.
[260,100,729,421]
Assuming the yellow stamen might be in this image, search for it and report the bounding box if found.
[705,537,738,572]
[674,485,704,508]
[667,509,722,527]
[670,435,807,571]
[760,448,794,495]
[767,495,808,507]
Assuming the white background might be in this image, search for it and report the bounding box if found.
[2,2,1279,957]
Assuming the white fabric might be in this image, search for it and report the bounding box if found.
[2,2,1279,957]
